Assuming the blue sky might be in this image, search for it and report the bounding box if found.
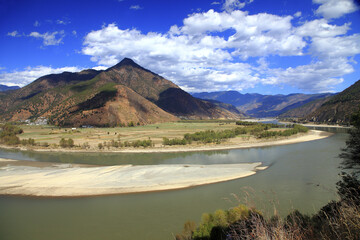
[1,0,360,95]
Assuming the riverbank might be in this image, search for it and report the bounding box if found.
[0,159,265,197]
[0,130,332,153]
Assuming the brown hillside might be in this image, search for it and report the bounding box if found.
[305,79,360,124]
[0,58,242,126]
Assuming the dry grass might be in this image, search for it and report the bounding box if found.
[17,121,241,148]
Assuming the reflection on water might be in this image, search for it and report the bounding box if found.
[0,129,348,240]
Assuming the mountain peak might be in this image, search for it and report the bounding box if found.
[111,58,140,69]
[120,57,136,65]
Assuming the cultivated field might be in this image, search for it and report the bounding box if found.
[18,120,241,148]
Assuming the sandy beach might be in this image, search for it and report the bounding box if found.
[0,160,265,197]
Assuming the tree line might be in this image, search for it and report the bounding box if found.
[163,122,308,146]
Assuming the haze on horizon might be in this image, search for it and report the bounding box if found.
[1,0,360,95]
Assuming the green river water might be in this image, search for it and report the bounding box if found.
[0,128,348,240]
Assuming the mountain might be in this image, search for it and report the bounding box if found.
[0,58,242,126]
[279,95,333,119]
[0,84,20,92]
[305,79,360,124]
[192,91,333,118]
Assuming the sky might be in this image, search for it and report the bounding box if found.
[1,0,360,95]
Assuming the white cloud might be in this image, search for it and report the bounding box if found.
[0,66,83,87]
[81,5,359,93]
[56,19,70,25]
[223,0,246,12]
[34,21,40,27]
[267,58,351,92]
[92,66,108,71]
[72,30,77,36]
[294,11,302,17]
[313,0,359,19]
[176,10,305,58]
[29,31,65,46]
[296,19,350,38]
[130,5,142,10]
[7,31,20,37]
[211,2,221,5]
[310,34,360,59]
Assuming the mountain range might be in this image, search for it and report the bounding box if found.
[0,58,242,126]
[1,58,358,126]
[0,84,19,92]
[192,91,333,118]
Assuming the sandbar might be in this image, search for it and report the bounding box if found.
[0,161,265,197]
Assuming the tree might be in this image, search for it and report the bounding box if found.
[337,108,360,204]
[59,138,67,148]
[339,108,360,174]
[67,138,74,147]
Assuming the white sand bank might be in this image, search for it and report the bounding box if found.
[0,158,17,162]
[0,162,265,197]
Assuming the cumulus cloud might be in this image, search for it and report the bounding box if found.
[296,19,350,38]
[313,0,359,19]
[81,5,359,93]
[0,66,83,87]
[29,31,65,46]
[267,58,353,92]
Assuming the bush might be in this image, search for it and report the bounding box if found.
[59,138,74,148]
[20,138,36,146]
[1,135,20,145]
[0,123,23,146]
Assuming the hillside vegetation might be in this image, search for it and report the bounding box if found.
[306,79,360,124]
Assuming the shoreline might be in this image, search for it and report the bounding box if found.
[0,130,333,154]
[0,161,266,197]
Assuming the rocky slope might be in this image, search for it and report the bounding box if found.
[279,96,333,119]
[305,79,360,124]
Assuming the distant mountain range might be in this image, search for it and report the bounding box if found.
[0,84,19,92]
[192,91,334,118]
[0,58,243,126]
[279,96,333,119]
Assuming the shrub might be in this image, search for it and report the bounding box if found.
[59,138,74,148]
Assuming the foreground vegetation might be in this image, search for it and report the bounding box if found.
[177,111,360,240]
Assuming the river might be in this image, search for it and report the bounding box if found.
[0,128,348,240]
